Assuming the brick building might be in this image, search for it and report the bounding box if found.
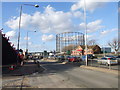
[71,45,101,55]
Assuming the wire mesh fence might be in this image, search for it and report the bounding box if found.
[80,59,119,70]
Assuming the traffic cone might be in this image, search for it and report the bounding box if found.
[9,65,15,70]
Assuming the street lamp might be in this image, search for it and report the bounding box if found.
[101,30,106,57]
[17,4,39,51]
[83,0,88,66]
[26,31,36,52]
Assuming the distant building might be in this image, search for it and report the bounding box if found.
[71,45,101,55]
[101,47,111,53]
[30,52,44,56]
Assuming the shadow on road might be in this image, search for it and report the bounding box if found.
[36,60,82,75]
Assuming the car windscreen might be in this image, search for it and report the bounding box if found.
[101,58,107,60]
[116,56,120,58]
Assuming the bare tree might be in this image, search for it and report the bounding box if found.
[108,38,120,54]
[87,39,97,46]
[62,44,78,52]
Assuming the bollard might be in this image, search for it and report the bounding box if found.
[37,61,40,67]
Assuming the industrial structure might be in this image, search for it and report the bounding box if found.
[56,32,85,54]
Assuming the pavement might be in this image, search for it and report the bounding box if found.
[80,65,119,75]
[2,60,41,76]
[2,60,45,88]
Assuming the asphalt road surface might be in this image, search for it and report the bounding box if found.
[2,60,118,88]
[27,60,118,88]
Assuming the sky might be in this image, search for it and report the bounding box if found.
[1,0,118,52]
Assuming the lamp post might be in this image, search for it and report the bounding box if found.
[83,0,88,66]
[17,4,39,51]
[101,30,106,57]
[26,31,36,52]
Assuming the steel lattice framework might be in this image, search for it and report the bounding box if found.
[56,32,85,53]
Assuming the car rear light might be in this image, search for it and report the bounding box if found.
[108,58,111,60]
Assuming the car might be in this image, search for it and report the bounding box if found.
[87,54,95,59]
[116,55,120,64]
[81,55,86,61]
[48,55,55,59]
[57,56,65,61]
[65,55,71,60]
[105,55,117,58]
[97,57,118,66]
[68,56,81,62]
[81,55,93,61]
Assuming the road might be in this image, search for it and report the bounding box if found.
[2,60,118,88]
[27,60,118,88]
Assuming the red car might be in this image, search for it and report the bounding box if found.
[68,56,81,62]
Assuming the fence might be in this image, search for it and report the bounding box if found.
[80,58,119,70]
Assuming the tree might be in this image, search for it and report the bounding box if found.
[87,39,97,46]
[62,44,78,52]
[87,39,101,53]
[108,38,120,54]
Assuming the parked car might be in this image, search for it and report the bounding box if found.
[105,55,116,58]
[97,57,118,66]
[81,55,86,61]
[116,55,120,64]
[68,56,81,62]
[57,56,65,61]
[87,54,95,59]
[48,55,55,59]
[81,55,94,61]
[65,55,71,60]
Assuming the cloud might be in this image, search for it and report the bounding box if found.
[71,0,105,12]
[6,13,33,30]
[72,11,84,19]
[79,20,104,33]
[5,5,77,34]
[5,5,105,35]
[5,30,16,39]
[100,28,117,36]
[24,37,31,40]
[42,34,55,41]
[86,34,94,38]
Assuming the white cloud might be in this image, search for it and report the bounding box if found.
[42,34,55,41]
[72,11,84,19]
[28,42,32,45]
[71,0,105,12]
[24,37,31,40]
[6,30,16,39]
[5,5,105,35]
[86,34,94,38]
[79,20,104,33]
[100,28,117,36]
[5,5,77,34]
